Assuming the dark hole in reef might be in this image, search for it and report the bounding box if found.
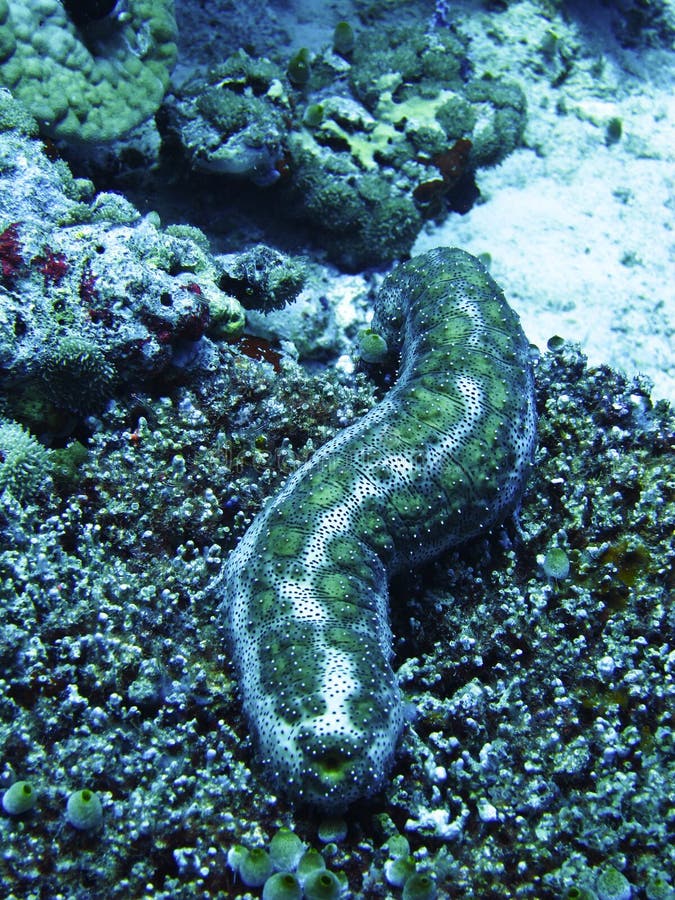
[218,273,248,299]
[62,0,118,27]
[13,313,27,338]
[168,261,197,276]
[317,133,352,154]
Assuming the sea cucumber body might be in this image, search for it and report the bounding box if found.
[219,247,537,808]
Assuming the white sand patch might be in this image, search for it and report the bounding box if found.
[415,0,675,399]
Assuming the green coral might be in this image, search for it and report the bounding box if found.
[349,25,466,111]
[171,49,288,184]
[0,418,51,500]
[196,88,251,137]
[286,137,421,271]
[219,245,307,313]
[0,0,177,142]
[464,78,527,167]
[0,85,38,136]
[435,94,477,141]
[40,334,115,414]
[279,24,522,267]
[166,24,527,269]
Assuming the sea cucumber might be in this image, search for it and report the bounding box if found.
[218,247,537,809]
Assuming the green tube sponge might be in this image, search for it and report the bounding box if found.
[402,872,437,900]
[357,328,388,364]
[66,788,103,831]
[239,848,273,888]
[333,22,355,57]
[2,780,37,815]
[0,0,177,142]
[385,856,416,888]
[297,849,326,880]
[565,888,598,900]
[262,872,303,900]
[269,827,305,871]
[288,48,312,86]
[385,835,411,859]
[542,546,571,581]
[303,869,342,900]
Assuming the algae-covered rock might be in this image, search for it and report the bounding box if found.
[163,23,526,270]
[0,117,245,430]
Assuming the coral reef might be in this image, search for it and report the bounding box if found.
[0,92,245,432]
[0,418,51,500]
[0,331,671,898]
[163,24,526,269]
[219,245,307,314]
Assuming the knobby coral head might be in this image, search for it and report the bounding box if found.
[0,0,177,142]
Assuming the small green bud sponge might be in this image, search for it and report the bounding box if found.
[333,22,355,57]
[357,328,388,364]
[303,869,342,900]
[66,788,103,830]
[403,872,437,900]
[262,872,303,900]
[239,848,274,888]
[269,827,305,870]
[2,780,37,815]
[542,546,570,580]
